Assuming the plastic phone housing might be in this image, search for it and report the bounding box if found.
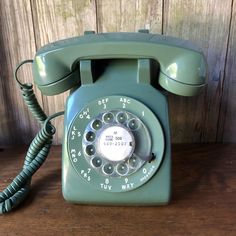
[62,59,171,205]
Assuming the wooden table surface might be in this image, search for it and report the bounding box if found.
[0,144,235,236]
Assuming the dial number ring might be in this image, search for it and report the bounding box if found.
[82,110,150,177]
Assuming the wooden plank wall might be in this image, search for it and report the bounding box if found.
[0,0,235,145]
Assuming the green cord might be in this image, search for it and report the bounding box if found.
[0,60,64,214]
[14,60,48,124]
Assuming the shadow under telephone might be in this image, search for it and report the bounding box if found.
[0,30,206,213]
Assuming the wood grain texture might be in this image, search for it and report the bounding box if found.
[217,1,236,142]
[30,0,97,144]
[0,0,42,145]
[0,145,235,235]
[163,0,233,142]
[0,0,235,144]
[96,0,163,33]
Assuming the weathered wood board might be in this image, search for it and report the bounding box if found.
[0,0,235,144]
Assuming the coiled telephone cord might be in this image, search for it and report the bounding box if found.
[0,60,64,214]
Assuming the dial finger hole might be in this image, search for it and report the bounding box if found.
[86,131,96,142]
[129,155,140,168]
[116,112,127,124]
[103,112,114,123]
[128,118,140,131]
[102,163,114,175]
[92,119,103,130]
[91,156,102,168]
[86,145,96,156]
[116,163,129,176]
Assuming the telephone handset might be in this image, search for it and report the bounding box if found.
[0,31,206,213]
[33,31,206,96]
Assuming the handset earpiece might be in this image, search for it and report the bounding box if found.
[32,56,80,96]
[158,47,207,96]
